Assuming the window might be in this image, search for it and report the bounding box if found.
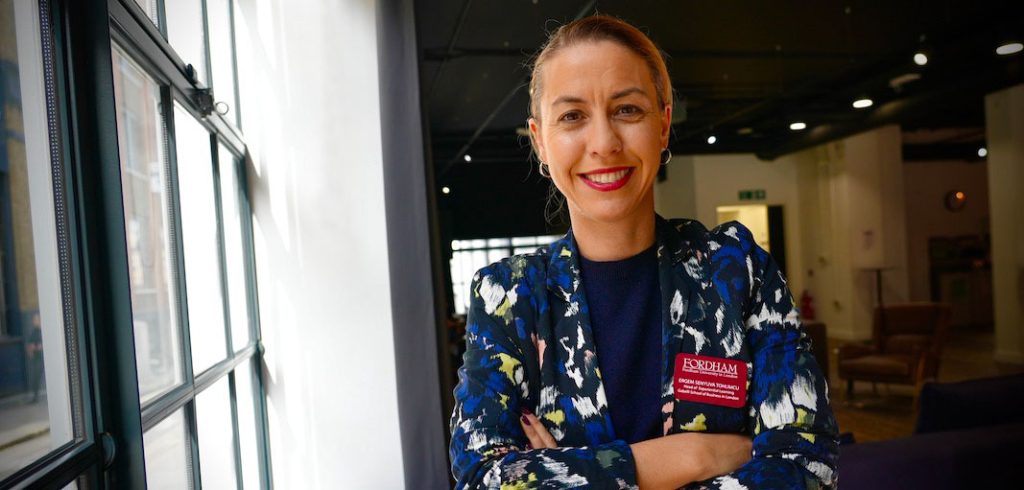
[0,0,81,482]
[2,0,270,487]
[449,235,561,315]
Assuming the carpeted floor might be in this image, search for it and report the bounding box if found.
[825,327,1024,443]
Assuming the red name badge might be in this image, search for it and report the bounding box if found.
[673,353,748,408]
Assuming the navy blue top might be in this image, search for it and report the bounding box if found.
[578,243,662,444]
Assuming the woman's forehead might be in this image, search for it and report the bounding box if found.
[540,40,657,102]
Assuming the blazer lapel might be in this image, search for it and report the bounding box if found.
[543,231,617,445]
[654,216,712,435]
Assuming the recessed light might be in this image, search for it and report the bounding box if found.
[442,186,451,194]
[913,52,928,66]
[790,122,807,131]
[707,135,717,144]
[978,147,988,158]
[463,154,472,162]
[996,42,1023,56]
[852,97,873,109]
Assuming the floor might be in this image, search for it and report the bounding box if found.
[826,326,1024,443]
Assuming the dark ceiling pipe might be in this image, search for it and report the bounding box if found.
[422,47,868,62]
[756,64,1022,161]
[425,0,475,102]
[438,0,598,178]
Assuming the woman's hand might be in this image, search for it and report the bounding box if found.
[519,407,557,449]
[631,432,752,490]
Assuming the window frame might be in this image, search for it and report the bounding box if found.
[1,0,272,487]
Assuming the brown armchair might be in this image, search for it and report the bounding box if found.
[837,303,952,398]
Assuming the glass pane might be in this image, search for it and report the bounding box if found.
[511,237,535,246]
[234,361,260,489]
[112,44,184,404]
[143,409,190,490]
[0,0,77,477]
[131,0,159,24]
[196,377,238,489]
[165,0,207,86]
[174,105,227,375]
[487,249,507,264]
[219,146,249,351]
[207,0,237,123]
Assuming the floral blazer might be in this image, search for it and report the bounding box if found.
[449,216,839,489]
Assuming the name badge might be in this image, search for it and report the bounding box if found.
[673,353,748,408]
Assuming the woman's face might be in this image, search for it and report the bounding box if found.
[529,40,671,227]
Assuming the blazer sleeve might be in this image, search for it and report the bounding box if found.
[449,268,639,490]
[691,230,840,490]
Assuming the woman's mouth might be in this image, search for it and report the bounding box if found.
[579,167,634,191]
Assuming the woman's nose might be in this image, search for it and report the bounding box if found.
[587,115,622,157]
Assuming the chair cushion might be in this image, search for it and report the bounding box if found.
[839,354,912,377]
[884,334,932,355]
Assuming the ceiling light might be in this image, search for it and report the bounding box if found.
[852,97,874,109]
[996,42,1023,56]
[707,135,717,144]
[790,122,807,131]
[463,154,472,162]
[978,147,988,158]
[913,52,928,66]
[442,186,451,194]
[737,127,754,135]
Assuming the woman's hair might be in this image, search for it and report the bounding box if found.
[528,15,672,121]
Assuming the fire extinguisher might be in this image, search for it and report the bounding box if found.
[800,290,816,321]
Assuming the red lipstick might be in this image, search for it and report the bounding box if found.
[578,166,634,192]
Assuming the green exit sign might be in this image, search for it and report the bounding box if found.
[738,189,766,201]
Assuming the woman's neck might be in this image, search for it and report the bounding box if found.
[569,209,656,262]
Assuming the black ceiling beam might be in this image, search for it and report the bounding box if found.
[437,0,598,178]
[422,46,868,62]
[757,60,1022,161]
[425,0,475,102]
[903,143,987,162]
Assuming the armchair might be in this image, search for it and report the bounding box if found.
[837,303,952,399]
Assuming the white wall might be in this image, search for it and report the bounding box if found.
[234,0,406,487]
[655,126,911,340]
[655,152,808,302]
[985,83,1024,364]
[902,160,990,302]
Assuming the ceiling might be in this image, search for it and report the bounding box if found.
[416,0,1024,238]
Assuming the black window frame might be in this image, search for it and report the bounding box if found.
[1,0,273,487]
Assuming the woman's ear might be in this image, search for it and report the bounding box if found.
[528,117,547,162]
[660,105,672,148]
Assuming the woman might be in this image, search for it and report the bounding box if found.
[449,15,838,489]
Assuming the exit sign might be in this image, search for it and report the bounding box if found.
[738,189,766,201]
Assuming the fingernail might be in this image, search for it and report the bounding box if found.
[520,406,534,416]
[520,415,531,426]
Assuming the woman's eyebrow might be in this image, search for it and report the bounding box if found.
[551,87,646,107]
[610,87,645,100]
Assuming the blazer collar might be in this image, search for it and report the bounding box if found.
[544,215,710,323]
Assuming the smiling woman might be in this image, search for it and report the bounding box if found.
[449,14,839,490]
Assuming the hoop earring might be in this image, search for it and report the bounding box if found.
[539,162,551,178]
[660,148,672,165]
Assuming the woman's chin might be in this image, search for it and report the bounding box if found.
[572,201,648,226]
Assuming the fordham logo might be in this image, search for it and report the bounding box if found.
[682,357,738,376]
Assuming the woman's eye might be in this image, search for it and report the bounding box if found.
[558,111,583,123]
[616,105,643,117]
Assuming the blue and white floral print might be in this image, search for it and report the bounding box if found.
[450,216,839,489]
